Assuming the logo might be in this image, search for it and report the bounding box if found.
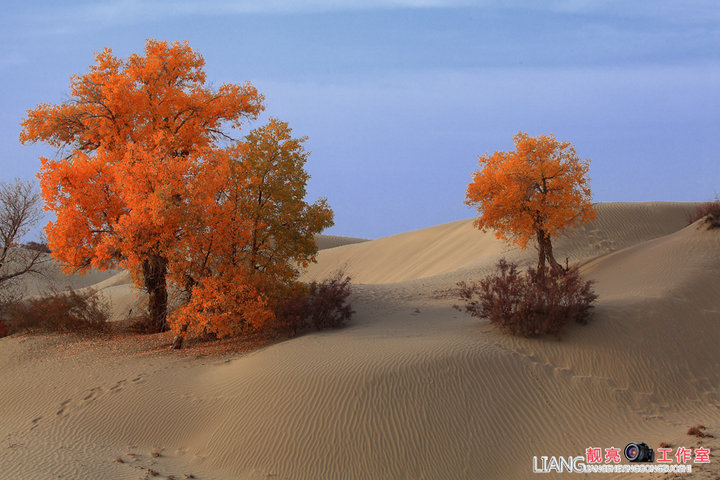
[532,456,585,473]
[532,442,710,474]
[624,442,654,462]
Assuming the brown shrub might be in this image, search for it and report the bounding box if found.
[273,285,310,337]
[687,197,720,227]
[456,259,597,338]
[126,314,159,334]
[307,270,354,330]
[272,271,354,337]
[687,425,714,438]
[1,288,109,335]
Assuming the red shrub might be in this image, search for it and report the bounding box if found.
[307,271,354,330]
[456,259,597,337]
[273,285,311,337]
[687,425,714,438]
[272,271,354,337]
[687,197,720,227]
[2,288,109,334]
[126,314,158,334]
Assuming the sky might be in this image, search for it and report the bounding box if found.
[1,0,718,239]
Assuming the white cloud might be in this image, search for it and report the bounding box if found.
[10,0,720,40]
[8,0,478,36]
[60,0,479,22]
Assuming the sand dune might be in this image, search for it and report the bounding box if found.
[2,202,719,479]
[3,253,120,299]
[315,234,368,250]
[303,202,696,284]
[9,234,369,322]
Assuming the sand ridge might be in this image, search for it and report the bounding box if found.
[302,202,696,284]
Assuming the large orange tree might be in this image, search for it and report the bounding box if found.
[20,40,264,332]
[466,132,596,273]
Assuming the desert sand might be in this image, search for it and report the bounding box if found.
[1,202,719,479]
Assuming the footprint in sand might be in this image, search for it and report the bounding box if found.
[83,387,102,402]
[54,376,146,418]
[110,379,127,393]
[56,399,71,416]
[29,416,42,431]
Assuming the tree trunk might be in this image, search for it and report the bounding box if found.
[536,229,564,274]
[536,229,547,271]
[171,322,189,349]
[170,273,197,349]
[143,255,168,333]
[170,329,185,349]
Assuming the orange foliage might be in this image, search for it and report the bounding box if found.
[170,272,274,338]
[166,119,334,338]
[226,119,334,283]
[20,39,264,331]
[466,132,595,271]
[21,40,334,339]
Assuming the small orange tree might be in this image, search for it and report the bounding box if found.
[168,119,334,341]
[466,132,595,272]
[20,40,264,332]
[228,119,333,286]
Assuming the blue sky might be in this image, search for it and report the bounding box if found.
[2,1,718,238]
